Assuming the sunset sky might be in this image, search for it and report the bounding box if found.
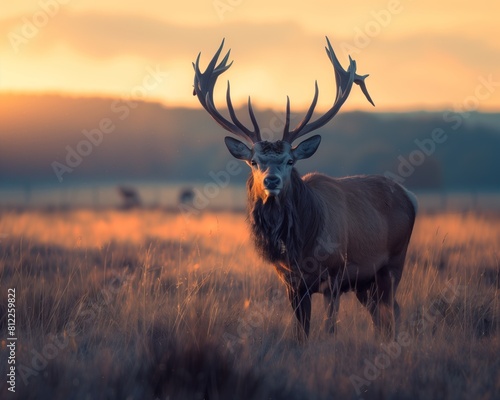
[1,0,499,112]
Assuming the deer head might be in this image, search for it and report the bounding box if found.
[193,37,374,201]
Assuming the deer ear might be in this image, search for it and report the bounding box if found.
[292,135,321,160]
[224,136,252,161]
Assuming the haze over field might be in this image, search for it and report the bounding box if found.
[1,94,499,192]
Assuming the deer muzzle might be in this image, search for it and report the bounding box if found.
[263,175,282,196]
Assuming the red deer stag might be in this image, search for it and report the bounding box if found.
[193,37,417,341]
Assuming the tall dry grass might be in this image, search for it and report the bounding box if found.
[0,209,499,399]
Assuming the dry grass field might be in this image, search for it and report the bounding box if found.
[1,208,499,399]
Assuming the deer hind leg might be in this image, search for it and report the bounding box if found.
[386,252,406,337]
[356,265,399,341]
[287,286,312,343]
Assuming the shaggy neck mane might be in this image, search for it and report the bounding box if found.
[247,169,323,266]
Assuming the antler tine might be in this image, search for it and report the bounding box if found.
[247,96,260,138]
[192,40,231,104]
[225,83,261,142]
[193,39,261,144]
[282,36,374,144]
[284,96,291,135]
[283,81,320,143]
[354,72,375,107]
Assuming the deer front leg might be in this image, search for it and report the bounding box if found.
[287,286,311,343]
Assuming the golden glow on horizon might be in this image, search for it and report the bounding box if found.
[1,0,499,112]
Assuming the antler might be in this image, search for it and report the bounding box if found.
[193,39,262,144]
[282,36,374,144]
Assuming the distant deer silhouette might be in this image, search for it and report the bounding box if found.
[118,186,141,209]
[179,187,195,207]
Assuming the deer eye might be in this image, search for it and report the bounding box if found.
[287,159,294,165]
[250,160,257,167]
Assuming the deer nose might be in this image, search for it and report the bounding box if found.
[264,175,281,189]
